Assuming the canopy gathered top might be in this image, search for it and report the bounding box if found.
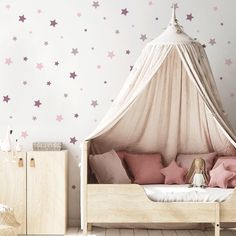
[83,5,236,163]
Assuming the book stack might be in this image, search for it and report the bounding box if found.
[32,142,62,151]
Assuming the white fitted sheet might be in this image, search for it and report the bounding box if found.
[142,184,234,202]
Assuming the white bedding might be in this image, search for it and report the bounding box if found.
[143,184,234,202]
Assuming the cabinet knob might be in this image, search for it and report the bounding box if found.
[18,158,23,167]
[30,158,35,167]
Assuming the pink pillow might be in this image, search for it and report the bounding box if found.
[160,160,187,184]
[124,153,164,184]
[212,156,236,188]
[89,150,131,184]
[176,152,216,172]
[209,163,235,188]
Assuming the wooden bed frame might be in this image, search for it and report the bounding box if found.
[81,141,236,236]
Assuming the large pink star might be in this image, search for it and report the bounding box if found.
[121,8,129,16]
[19,15,26,22]
[36,63,43,70]
[50,19,58,27]
[21,131,28,139]
[56,115,63,122]
[107,51,115,59]
[70,137,78,144]
[5,58,12,65]
[225,59,232,66]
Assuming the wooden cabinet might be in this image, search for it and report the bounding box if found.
[0,151,68,235]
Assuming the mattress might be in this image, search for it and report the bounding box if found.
[142,184,234,202]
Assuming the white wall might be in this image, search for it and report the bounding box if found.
[0,0,236,226]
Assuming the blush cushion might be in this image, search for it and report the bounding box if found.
[89,150,131,184]
[212,156,236,188]
[176,152,217,172]
[124,153,164,184]
[208,163,235,188]
[160,160,187,184]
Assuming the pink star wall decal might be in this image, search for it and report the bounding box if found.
[56,115,63,122]
[70,137,78,144]
[3,95,10,103]
[34,100,42,107]
[36,63,43,70]
[21,131,28,139]
[186,13,194,21]
[225,59,232,66]
[107,51,115,59]
[5,58,12,65]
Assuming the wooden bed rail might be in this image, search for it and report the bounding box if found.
[84,184,222,236]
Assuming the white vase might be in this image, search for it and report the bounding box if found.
[0,127,12,152]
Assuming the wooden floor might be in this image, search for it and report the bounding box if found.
[66,227,236,236]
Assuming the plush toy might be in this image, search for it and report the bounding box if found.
[186,158,209,188]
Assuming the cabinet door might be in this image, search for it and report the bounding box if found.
[0,152,26,234]
[27,151,67,234]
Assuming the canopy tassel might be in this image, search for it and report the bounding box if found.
[169,1,183,34]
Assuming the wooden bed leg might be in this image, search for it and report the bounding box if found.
[88,223,92,232]
[215,203,220,236]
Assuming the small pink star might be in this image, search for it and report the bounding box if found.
[21,131,28,139]
[70,72,77,79]
[5,58,12,65]
[213,6,218,11]
[36,63,43,70]
[6,4,11,9]
[19,15,26,22]
[50,19,57,27]
[97,65,101,69]
[225,59,232,66]
[37,9,42,14]
[34,100,42,107]
[186,13,194,21]
[70,137,78,144]
[107,51,115,59]
[3,95,10,103]
[209,38,216,46]
[148,1,153,6]
[74,113,79,118]
[77,12,82,17]
[56,115,63,122]
[121,8,129,16]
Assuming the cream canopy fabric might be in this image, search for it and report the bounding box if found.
[80,7,236,228]
[83,8,236,161]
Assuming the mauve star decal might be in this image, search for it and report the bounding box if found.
[77,12,82,17]
[126,50,130,55]
[71,48,79,55]
[19,15,26,22]
[36,63,43,70]
[172,3,179,9]
[21,131,28,139]
[92,1,100,8]
[34,100,42,107]
[47,81,51,86]
[186,13,194,21]
[121,8,129,16]
[54,61,59,66]
[225,59,232,66]
[56,115,63,122]
[5,58,12,65]
[70,137,78,144]
[140,34,147,41]
[50,19,58,27]
[209,38,216,46]
[91,100,98,107]
[3,95,10,103]
[23,57,28,61]
[107,51,115,59]
[70,72,77,79]
[74,113,79,118]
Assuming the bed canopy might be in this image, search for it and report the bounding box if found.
[82,6,236,163]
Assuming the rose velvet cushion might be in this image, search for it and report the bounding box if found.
[176,152,217,172]
[89,150,131,184]
[209,163,235,188]
[212,156,236,187]
[160,160,187,184]
[124,153,164,184]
